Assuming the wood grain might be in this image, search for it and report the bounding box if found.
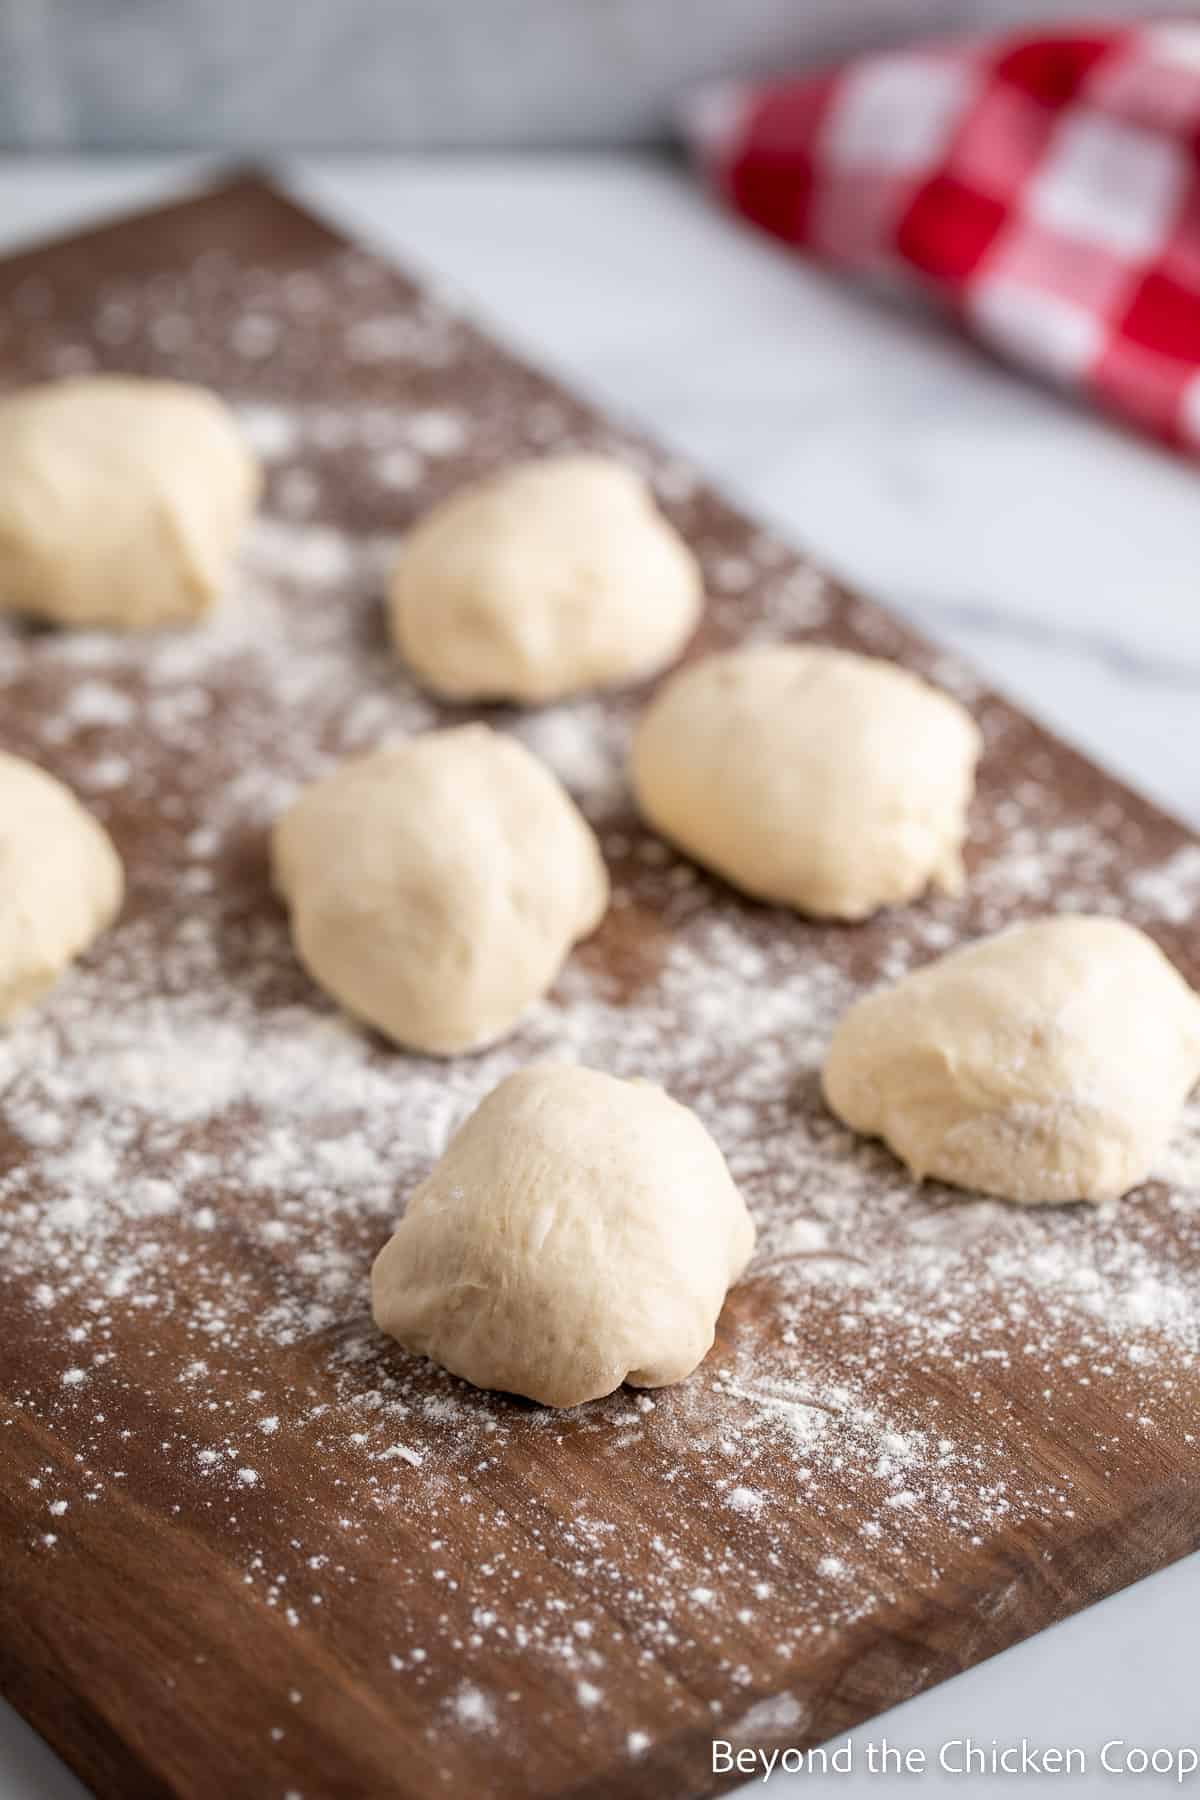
[0,175,1197,1800]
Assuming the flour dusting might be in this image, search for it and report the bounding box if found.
[1,242,1198,1783]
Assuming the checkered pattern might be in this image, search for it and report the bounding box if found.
[684,24,1200,456]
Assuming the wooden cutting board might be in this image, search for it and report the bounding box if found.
[1,174,1198,1800]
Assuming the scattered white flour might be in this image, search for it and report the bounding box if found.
[237,403,300,462]
[450,1684,497,1731]
[1130,846,1200,925]
[725,1488,766,1518]
[734,1694,807,1740]
[2,246,1198,1786]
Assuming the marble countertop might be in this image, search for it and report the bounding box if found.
[1,154,1196,1800]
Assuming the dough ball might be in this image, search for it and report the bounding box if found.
[272,724,609,1055]
[823,916,1200,1206]
[0,375,260,629]
[0,752,123,1021]
[388,454,702,703]
[632,645,981,920]
[372,1063,756,1407]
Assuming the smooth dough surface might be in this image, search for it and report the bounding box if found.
[388,454,702,703]
[823,915,1200,1205]
[631,645,981,920]
[371,1063,756,1407]
[0,375,260,629]
[0,752,123,1021]
[272,725,609,1055]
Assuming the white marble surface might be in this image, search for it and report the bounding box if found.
[0,155,1197,1800]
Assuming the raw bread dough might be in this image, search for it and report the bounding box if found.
[371,1063,756,1407]
[823,915,1200,1206]
[632,645,981,920]
[0,752,123,1020]
[0,375,260,629]
[388,454,702,703]
[272,725,609,1055]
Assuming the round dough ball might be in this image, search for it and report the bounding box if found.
[272,725,609,1055]
[388,454,702,703]
[0,752,123,1021]
[0,375,260,629]
[632,645,982,920]
[823,915,1200,1206]
[372,1063,756,1407]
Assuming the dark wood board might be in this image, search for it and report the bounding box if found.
[0,173,1198,1800]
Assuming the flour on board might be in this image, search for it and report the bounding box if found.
[1,246,1198,1771]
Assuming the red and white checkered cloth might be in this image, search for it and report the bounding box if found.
[684,22,1200,456]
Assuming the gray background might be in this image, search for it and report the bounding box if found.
[1,0,1196,149]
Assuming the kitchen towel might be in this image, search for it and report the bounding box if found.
[685,23,1200,456]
